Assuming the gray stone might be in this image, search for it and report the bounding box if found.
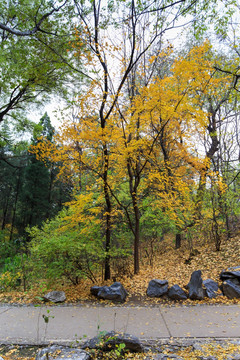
[81,335,102,350]
[229,278,240,285]
[187,270,204,300]
[168,284,187,300]
[82,331,144,353]
[203,279,219,298]
[222,279,240,299]
[147,279,168,297]
[96,282,128,302]
[35,346,90,360]
[43,291,66,303]
[220,267,240,281]
[192,343,204,351]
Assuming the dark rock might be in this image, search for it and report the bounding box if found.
[187,270,204,300]
[147,279,168,297]
[93,282,128,302]
[82,331,144,353]
[35,346,90,360]
[168,285,188,300]
[222,279,240,299]
[90,285,102,296]
[81,336,102,350]
[203,279,219,299]
[43,291,66,303]
[220,267,240,281]
[228,278,240,285]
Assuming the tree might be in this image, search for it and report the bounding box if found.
[113,42,220,266]
[0,1,69,37]
[18,113,73,232]
[71,0,216,277]
[31,0,205,277]
[31,42,232,275]
[0,113,72,249]
[31,0,240,278]
[28,195,104,284]
[0,0,84,141]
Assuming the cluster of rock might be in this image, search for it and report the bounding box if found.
[90,268,240,303]
[43,267,240,304]
[35,331,144,360]
[146,270,219,301]
[146,267,240,301]
[34,336,240,360]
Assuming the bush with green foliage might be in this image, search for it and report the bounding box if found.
[0,253,29,290]
[28,200,106,285]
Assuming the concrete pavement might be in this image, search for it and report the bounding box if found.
[0,304,240,345]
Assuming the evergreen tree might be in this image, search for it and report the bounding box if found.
[18,113,72,232]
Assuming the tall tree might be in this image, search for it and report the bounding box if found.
[31,43,233,274]
[30,0,240,277]
[0,0,84,141]
[0,113,72,243]
[70,0,211,277]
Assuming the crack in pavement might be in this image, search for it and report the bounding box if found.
[0,307,11,316]
[158,307,172,338]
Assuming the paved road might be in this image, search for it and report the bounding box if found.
[1,304,240,345]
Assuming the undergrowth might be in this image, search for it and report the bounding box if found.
[0,234,240,306]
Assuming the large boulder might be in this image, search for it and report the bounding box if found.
[35,346,90,360]
[91,282,128,302]
[82,331,144,353]
[187,270,204,300]
[203,279,219,299]
[220,266,240,299]
[43,291,66,303]
[168,284,188,300]
[220,266,240,281]
[222,279,240,299]
[146,279,168,297]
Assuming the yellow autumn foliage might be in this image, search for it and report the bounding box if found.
[30,41,235,258]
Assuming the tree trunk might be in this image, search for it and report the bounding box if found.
[46,167,54,218]
[133,203,140,274]
[103,146,111,280]
[175,233,181,249]
[1,188,11,230]
[10,172,21,241]
[104,212,111,280]
[225,212,231,239]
